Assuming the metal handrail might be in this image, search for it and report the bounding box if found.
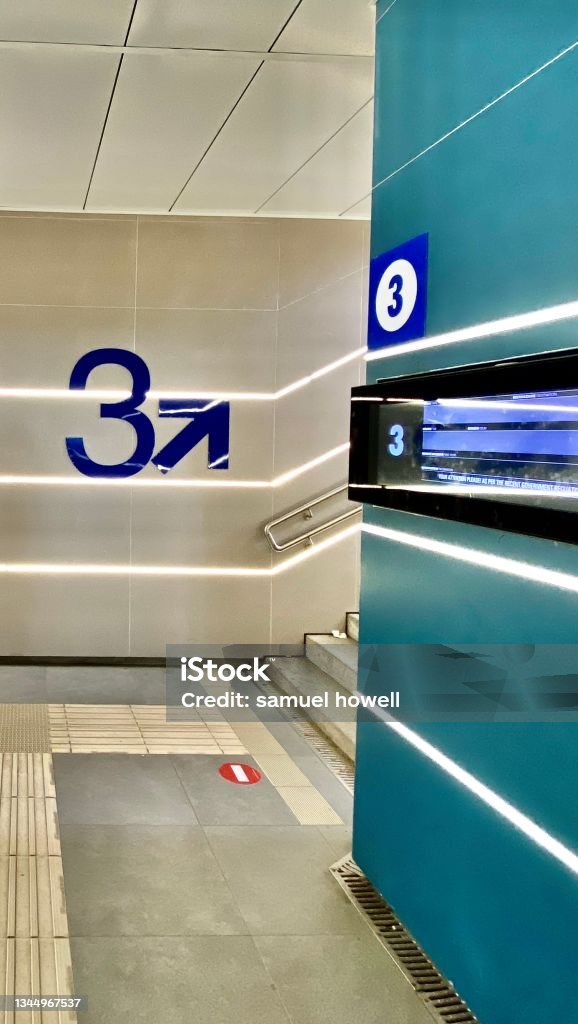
[264,484,361,552]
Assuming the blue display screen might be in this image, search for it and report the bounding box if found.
[421,388,578,495]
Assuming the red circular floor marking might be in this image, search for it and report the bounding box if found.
[219,762,262,785]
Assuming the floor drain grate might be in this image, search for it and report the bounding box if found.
[284,712,355,792]
[331,856,480,1024]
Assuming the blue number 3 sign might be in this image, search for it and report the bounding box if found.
[65,349,230,478]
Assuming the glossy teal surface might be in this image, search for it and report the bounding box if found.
[355,5,578,1022]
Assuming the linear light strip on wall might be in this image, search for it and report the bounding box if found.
[0,523,360,577]
[0,347,365,401]
[365,299,578,362]
[370,713,578,877]
[362,522,578,594]
[0,442,349,488]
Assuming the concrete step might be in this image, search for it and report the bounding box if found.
[305,634,358,695]
[346,612,359,642]
[268,655,356,761]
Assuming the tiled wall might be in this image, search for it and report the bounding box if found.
[0,213,365,656]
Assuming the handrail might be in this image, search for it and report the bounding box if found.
[264,484,361,552]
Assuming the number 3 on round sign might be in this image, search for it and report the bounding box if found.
[388,424,405,457]
[375,259,418,333]
[367,233,428,352]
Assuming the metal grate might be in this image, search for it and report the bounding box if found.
[287,714,355,791]
[331,857,479,1024]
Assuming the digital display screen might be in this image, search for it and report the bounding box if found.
[376,387,578,508]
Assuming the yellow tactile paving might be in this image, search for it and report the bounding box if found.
[276,787,343,826]
[48,706,248,756]
[0,753,76,1023]
[0,709,50,755]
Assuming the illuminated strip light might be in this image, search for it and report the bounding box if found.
[0,443,349,488]
[364,299,578,362]
[372,713,578,877]
[362,522,578,595]
[0,348,365,402]
[0,523,360,577]
[438,399,578,414]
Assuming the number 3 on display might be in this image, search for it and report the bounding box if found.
[65,348,230,478]
[388,424,405,458]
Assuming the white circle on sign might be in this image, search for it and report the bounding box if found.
[375,258,418,332]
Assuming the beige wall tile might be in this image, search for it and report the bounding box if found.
[130,489,273,567]
[0,488,130,563]
[0,217,136,306]
[136,218,280,310]
[273,364,361,478]
[129,577,272,653]
[136,307,277,391]
[0,577,130,657]
[271,531,360,643]
[276,270,365,388]
[272,450,350,515]
[0,305,134,387]
[278,218,364,308]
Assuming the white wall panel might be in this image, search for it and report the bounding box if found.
[273,0,375,56]
[174,58,373,213]
[0,0,135,44]
[0,50,120,209]
[128,0,297,51]
[86,53,261,212]
[263,102,374,218]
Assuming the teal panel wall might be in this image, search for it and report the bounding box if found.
[353,4,578,1022]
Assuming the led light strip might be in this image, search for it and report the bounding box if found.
[365,300,578,362]
[373,715,578,876]
[0,442,349,488]
[0,523,360,577]
[362,522,578,594]
[0,347,365,401]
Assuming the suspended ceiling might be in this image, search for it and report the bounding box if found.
[0,0,375,218]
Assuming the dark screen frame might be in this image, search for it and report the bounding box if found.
[348,347,578,544]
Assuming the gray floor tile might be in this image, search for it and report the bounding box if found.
[70,936,291,1024]
[316,825,354,859]
[265,720,318,758]
[46,665,165,704]
[255,934,427,1024]
[172,755,298,826]
[61,824,247,936]
[294,755,354,825]
[54,754,197,825]
[0,665,48,702]
[205,826,366,936]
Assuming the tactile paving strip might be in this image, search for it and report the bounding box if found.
[48,705,247,756]
[0,709,50,755]
[0,755,76,1023]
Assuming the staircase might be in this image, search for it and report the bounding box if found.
[269,612,359,761]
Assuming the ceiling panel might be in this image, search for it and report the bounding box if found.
[173,58,373,214]
[86,52,261,212]
[261,101,373,217]
[274,0,375,56]
[128,0,298,51]
[0,49,120,210]
[0,0,135,43]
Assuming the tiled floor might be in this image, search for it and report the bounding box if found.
[0,665,406,1024]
